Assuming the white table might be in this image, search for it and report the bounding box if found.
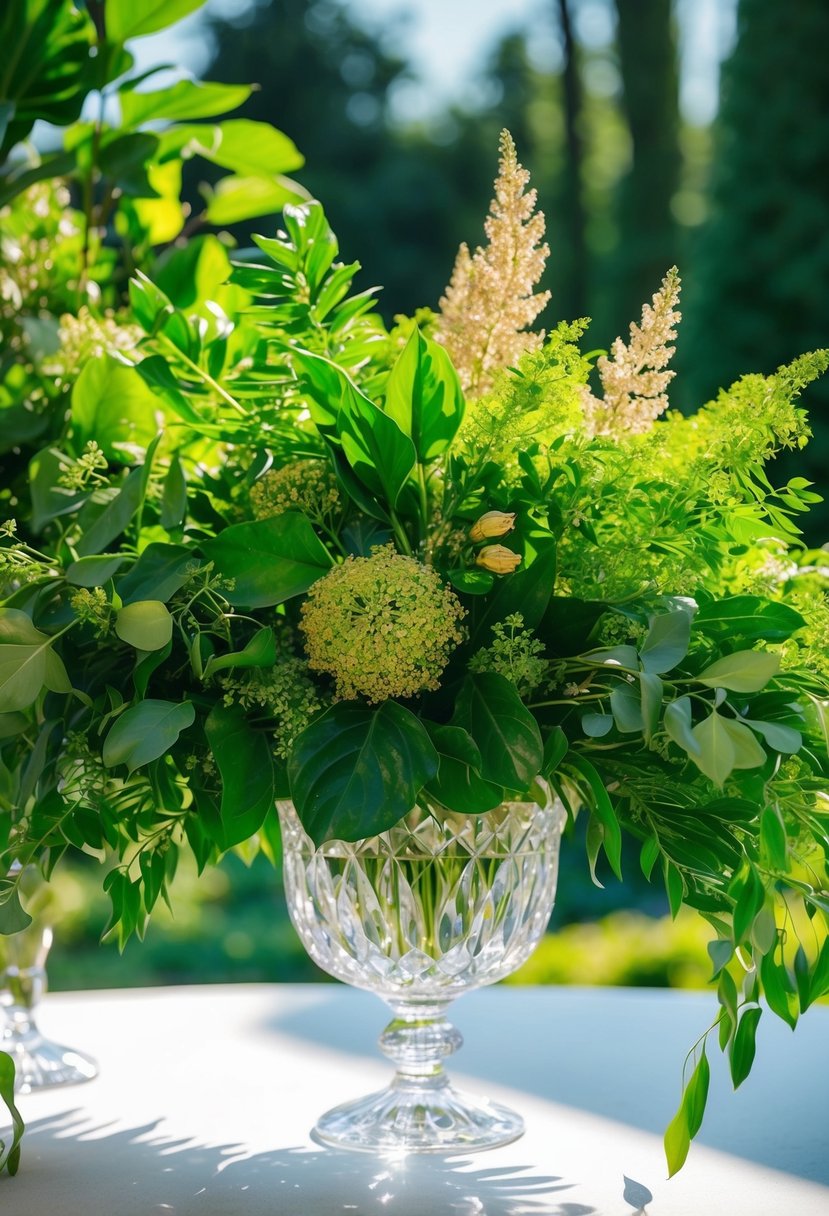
[3,984,828,1215]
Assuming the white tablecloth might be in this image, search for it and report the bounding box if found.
[2,983,827,1215]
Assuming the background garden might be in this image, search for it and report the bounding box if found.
[2,0,828,994]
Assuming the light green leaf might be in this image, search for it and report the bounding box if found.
[664,696,701,756]
[760,950,798,1029]
[690,711,735,786]
[0,1046,24,1174]
[153,233,231,310]
[115,601,173,651]
[117,542,193,604]
[665,1050,710,1177]
[610,681,644,734]
[120,79,251,126]
[730,1006,762,1088]
[177,119,304,177]
[102,699,195,772]
[453,672,543,792]
[640,609,691,674]
[742,718,802,754]
[202,512,333,609]
[0,878,32,935]
[288,700,438,845]
[71,354,163,461]
[205,174,305,225]
[694,596,805,642]
[205,703,274,849]
[76,434,161,556]
[697,650,780,693]
[0,610,70,712]
[160,456,187,530]
[582,713,613,738]
[639,671,663,742]
[719,717,767,770]
[384,327,465,462]
[105,0,207,41]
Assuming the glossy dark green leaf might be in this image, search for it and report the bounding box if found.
[566,753,623,881]
[117,543,193,604]
[760,950,798,1028]
[288,700,438,845]
[65,554,128,587]
[423,722,504,814]
[202,511,332,608]
[694,596,805,641]
[453,672,543,791]
[102,699,195,773]
[115,600,173,651]
[384,327,465,461]
[0,878,32,934]
[205,703,275,849]
[161,456,187,530]
[0,609,70,712]
[610,681,644,734]
[730,1006,762,1088]
[732,865,765,945]
[76,434,161,556]
[664,696,701,756]
[542,726,568,776]
[582,713,613,737]
[471,544,557,648]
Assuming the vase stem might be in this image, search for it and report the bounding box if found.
[380,1001,463,1085]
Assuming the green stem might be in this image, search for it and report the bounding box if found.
[158,335,247,417]
[390,510,412,556]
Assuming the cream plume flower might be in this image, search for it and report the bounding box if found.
[584,267,682,438]
[436,130,550,396]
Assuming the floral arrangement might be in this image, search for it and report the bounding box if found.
[2,3,829,1177]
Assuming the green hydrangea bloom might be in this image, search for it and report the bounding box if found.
[300,545,465,703]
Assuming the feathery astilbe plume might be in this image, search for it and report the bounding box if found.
[584,268,682,437]
[435,130,550,396]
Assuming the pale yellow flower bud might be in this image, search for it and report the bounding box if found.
[469,511,516,543]
[475,545,522,575]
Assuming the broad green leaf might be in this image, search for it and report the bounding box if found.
[582,713,613,738]
[76,434,161,556]
[694,596,805,642]
[760,805,788,870]
[639,610,691,674]
[664,1050,709,1177]
[542,726,568,776]
[731,865,765,944]
[730,1006,762,1088]
[0,610,70,712]
[66,554,127,586]
[29,446,87,532]
[0,0,93,159]
[177,119,304,177]
[129,158,184,243]
[0,712,28,740]
[71,355,164,460]
[422,722,504,814]
[707,938,733,978]
[120,80,251,126]
[448,569,494,595]
[719,717,767,770]
[809,937,829,1003]
[471,544,557,647]
[690,711,735,785]
[0,878,32,934]
[205,703,275,849]
[115,601,173,651]
[794,945,811,1013]
[639,672,663,741]
[610,682,644,734]
[742,718,802,754]
[384,327,465,461]
[288,700,438,845]
[664,696,701,756]
[204,628,277,678]
[292,350,416,510]
[697,650,780,693]
[105,0,207,41]
[566,753,623,881]
[587,645,639,670]
[202,512,332,608]
[161,457,187,530]
[760,950,798,1029]
[453,672,543,791]
[153,234,231,310]
[102,699,195,772]
[205,174,305,225]
[129,271,175,334]
[0,1047,23,1174]
[117,543,193,604]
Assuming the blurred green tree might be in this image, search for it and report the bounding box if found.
[682,0,829,536]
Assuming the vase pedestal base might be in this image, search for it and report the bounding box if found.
[313,1076,524,1155]
[2,1027,98,1093]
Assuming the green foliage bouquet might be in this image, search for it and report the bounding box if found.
[1,6,829,1176]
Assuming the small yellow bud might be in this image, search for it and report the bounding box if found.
[475,545,522,575]
[469,511,516,543]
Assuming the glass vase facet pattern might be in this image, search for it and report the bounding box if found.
[278,791,564,1153]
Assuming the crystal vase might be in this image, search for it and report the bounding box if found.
[278,789,565,1153]
[0,866,97,1092]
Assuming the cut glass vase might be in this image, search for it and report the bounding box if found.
[278,789,564,1154]
[0,867,97,1093]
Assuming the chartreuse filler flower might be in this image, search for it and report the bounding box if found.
[0,115,827,1171]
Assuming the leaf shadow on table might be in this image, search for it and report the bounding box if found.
[13,1108,598,1216]
[263,987,829,1187]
